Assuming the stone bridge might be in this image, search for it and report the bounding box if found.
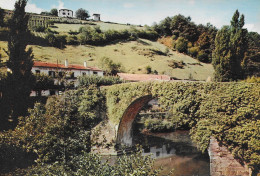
[102,81,259,175]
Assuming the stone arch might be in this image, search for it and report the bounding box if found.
[116,95,154,146]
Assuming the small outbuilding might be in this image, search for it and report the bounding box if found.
[93,14,101,21]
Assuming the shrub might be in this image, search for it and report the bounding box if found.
[188,46,199,57]
[168,60,185,69]
[78,75,123,87]
[66,35,79,45]
[145,65,152,74]
[197,50,209,62]
[0,87,105,163]
[174,37,188,53]
[31,26,46,32]
[26,147,162,176]
[144,118,175,132]
[99,57,123,75]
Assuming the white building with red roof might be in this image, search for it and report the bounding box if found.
[31,60,103,96]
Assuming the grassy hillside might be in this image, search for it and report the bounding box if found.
[52,21,144,34]
[1,38,213,80]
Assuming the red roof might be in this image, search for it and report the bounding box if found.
[33,61,102,71]
[117,73,171,82]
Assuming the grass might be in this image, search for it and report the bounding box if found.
[51,22,144,34]
[0,38,213,81]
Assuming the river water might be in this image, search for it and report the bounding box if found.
[132,129,210,176]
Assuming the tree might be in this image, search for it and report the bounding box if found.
[50,8,58,16]
[75,8,90,20]
[2,0,35,128]
[0,8,4,27]
[174,36,188,53]
[212,10,248,81]
[99,57,123,75]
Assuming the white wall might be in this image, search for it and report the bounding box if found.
[31,66,104,96]
[59,9,73,18]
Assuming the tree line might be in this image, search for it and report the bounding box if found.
[40,7,90,20]
[152,12,260,81]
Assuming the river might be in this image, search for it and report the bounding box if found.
[132,129,210,176]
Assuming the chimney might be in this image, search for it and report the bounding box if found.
[65,59,68,67]
[84,61,87,68]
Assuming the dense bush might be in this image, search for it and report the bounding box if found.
[31,25,46,32]
[99,57,123,75]
[0,86,105,163]
[197,50,209,62]
[78,75,123,87]
[45,33,67,48]
[144,118,175,132]
[26,148,162,176]
[33,73,55,90]
[174,37,188,53]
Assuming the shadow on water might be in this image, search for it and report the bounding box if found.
[132,125,210,176]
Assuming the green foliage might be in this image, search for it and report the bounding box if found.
[188,46,199,57]
[31,25,46,32]
[78,75,123,87]
[2,0,35,128]
[212,10,248,81]
[50,8,58,16]
[66,35,79,45]
[45,33,67,48]
[106,82,260,171]
[168,60,185,69]
[145,65,152,74]
[243,76,260,83]
[0,87,105,163]
[99,57,123,75]
[26,148,161,176]
[75,8,90,20]
[144,118,175,132]
[197,50,209,62]
[33,73,55,90]
[174,37,188,53]
[0,8,4,27]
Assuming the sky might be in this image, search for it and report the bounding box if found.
[0,0,259,33]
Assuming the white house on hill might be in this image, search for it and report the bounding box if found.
[93,14,101,21]
[31,60,103,96]
[58,9,73,18]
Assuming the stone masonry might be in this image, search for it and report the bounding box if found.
[208,137,252,176]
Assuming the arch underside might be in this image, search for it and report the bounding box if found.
[116,95,153,146]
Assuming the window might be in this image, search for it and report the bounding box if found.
[50,90,56,95]
[82,72,86,76]
[70,72,75,78]
[63,12,65,15]
[35,70,40,74]
[68,13,70,15]
[48,71,55,77]
[156,151,160,157]
[59,72,64,77]
[93,72,98,75]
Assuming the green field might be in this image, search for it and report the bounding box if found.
[0,38,213,81]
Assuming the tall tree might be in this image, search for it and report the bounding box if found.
[50,8,58,16]
[75,8,90,20]
[0,8,4,27]
[212,10,248,81]
[2,0,35,128]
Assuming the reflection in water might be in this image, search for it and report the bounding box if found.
[132,130,210,176]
